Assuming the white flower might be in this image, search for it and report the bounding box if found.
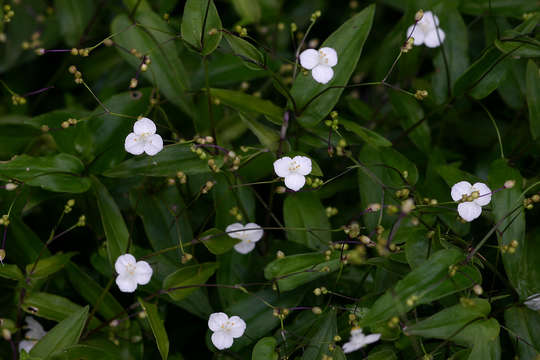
[114,254,153,293]
[18,317,47,353]
[524,294,540,311]
[226,223,263,254]
[124,117,163,156]
[208,312,246,350]
[299,47,338,84]
[342,327,381,354]
[273,156,312,192]
[406,11,446,48]
[451,181,492,222]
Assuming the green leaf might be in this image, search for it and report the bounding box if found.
[49,345,115,360]
[30,305,89,358]
[0,115,41,160]
[340,119,392,148]
[231,0,261,23]
[223,33,264,70]
[103,143,212,178]
[139,299,169,360]
[291,5,375,127]
[216,251,251,308]
[212,172,255,229]
[92,176,129,266]
[301,309,340,360]
[111,13,194,116]
[283,192,331,250]
[181,0,222,55]
[66,262,126,320]
[199,228,239,255]
[26,252,76,280]
[0,264,23,280]
[436,165,482,188]
[494,14,540,58]
[361,248,481,327]
[54,0,94,46]
[0,153,84,180]
[210,88,283,125]
[264,252,340,292]
[239,113,281,151]
[504,306,540,358]
[526,60,540,140]
[389,91,430,152]
[163,262,219,301]
[251,337,278,360]
[460,0,538,16]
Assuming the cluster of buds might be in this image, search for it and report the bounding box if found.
[448,264,459,277]
[310,10,322,22]
[181,253,193,264]
[401,198,415,214]
[387,316,400,328]
[325,206,338,218]
[459,190,480,203]
[61,117,78,128]
[226,151,241,171]
[406,294,419,307]
[348,313,357,325]
[176,171,187,184]
[201,180,215,194]
[324,111,339,131]
[191,145,208,160]
[3,5,14,22]
[129,48,144,59]
[272,308,289,320]
[229,206,243,222]
[22,32,42,51]
[0,214,9,226]
[347,245,366,265]
[69,65,83,84]
[313,287,328,296]
[234,25,248,37]
[523,194,540,210]
[11,94,26,105]
[501,239,519,254]
[71,47,90,56]
[335,139,348,157]
[77,215,86,227]
[305,177,323,188]
[207,158,219,172]
[343,222,361,238]
[64,199,75,213]
[401,37,414,53]
[140,56,151,71]
[276,250,285,259]
[414,89,428,100]
[395,188,410,199]
[421,197,438,206]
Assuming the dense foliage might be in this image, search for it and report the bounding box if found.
[0,0,539,359]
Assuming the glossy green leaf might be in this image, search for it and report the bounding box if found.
[495,14,540,58]
[54,0,94,46]
[26,252,75,280]
[163,262,219,301]
[239,113,281,151]
[223,33,264,70]
[460,0,538,16]
[30,305,88,358]
[301,309,341,360]
[111,13,194,116]
[291,5,375,127]
[92,176,129,265]
[0,264,23,280]
[210,88,283,125]
[252,337,278,360]
[199,228,239,255]
[140,299,169,360]
[27,174,91,194]
[103,143,212,178]
[231,0,261,23]
[49,345,114,360]
[212,172,256,229]
[0,115,40,160]
[504,306,540,359]
[526,60,540,139]
[283,192,331,250]
[436,165,482,188]
[361,248,481,326]
[0,153,84,181]
[389,91,430,152]
[181,0,222,55]
[216,251,251,307]
[264,252,340,292]
[340,118,391,148]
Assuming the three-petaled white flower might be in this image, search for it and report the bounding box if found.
[19,317,47,353]
[342,327,381,354]
[451,181,492,222]
[225,223,263,254]
[524,294,540,311]
[115,253,153,293]
[208,312,246,350]
[124,117,163,156]
[406,11,445,48]
[299,47,338,84]
[273,156,312,192]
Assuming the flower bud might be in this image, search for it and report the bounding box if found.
[473,284,483,295]
[276,250,285,259]
[312,306,322,315]
[415,9,424,21]
[5,183,17,191]
[2,328,11,340]
[0,249,5,262]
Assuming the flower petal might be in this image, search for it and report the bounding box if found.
[226,223,245,240]
[457,202,482,222]
[25,317,46,340]
[135,260,153,285]
[424,28,445,48]
[319,47,337,67]
[422,11,439,27]
[243,223,263,242]
[273,157,292,178]
[311,65,334,84]
[292,156,312,176]
[208,312,229,332]
[133,117,156,135]
[342,340,361,354]
[115,253,136,275]
[227,316,246,338]
[284,174,306,192]
[451,181,472,202]
[472,182,492,206]
[211,331,234,350]
[299,49,319,70]
[144,134,163,156]
[407,24,424,45]
[524,294,540,311]
[363,333,381,345]
[116,274,138,293]
[124,133,145,155]
[19,340,37,353]
[234,240,256,254]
